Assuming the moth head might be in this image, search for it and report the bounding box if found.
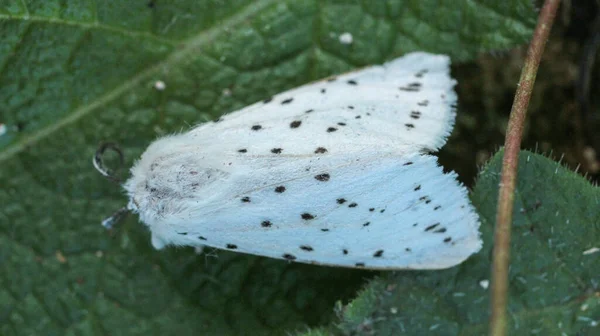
[93,139,175,229]
[97,136,231,229]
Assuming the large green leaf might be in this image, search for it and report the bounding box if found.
[0,1,535,335]
[327,150,600,335]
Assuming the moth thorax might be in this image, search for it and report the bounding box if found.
[145,164,229,199]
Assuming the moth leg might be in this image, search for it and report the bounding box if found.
[151,233,167,250]
[100,207,129,229]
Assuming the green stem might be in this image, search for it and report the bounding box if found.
[489,1,560,335]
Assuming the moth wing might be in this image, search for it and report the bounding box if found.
[126,52,479,269]
[156,152,481,270]
[190,52,456,152]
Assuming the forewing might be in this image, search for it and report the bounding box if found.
[160,153,481,270]
[190,52,456,152]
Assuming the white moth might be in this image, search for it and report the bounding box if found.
[101,52,482,270]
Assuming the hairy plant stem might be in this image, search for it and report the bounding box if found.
[489,1,560,335]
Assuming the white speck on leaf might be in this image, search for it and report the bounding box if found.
[56,251,67,263]
[479,279,490,289]
[583,247,600,255]
[154,80,166,91]
[339,32,353,44]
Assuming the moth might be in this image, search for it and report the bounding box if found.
[96,52,481,270]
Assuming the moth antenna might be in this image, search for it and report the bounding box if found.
[101,207,129,229]
[93,142,124,183]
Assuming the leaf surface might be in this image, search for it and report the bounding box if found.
[0,1,536,335]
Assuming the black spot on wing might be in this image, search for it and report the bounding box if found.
[226,244,238,249]
[261,220,272,227]
[275,186,286,193]
[300,245,313,251]
[281,98,294,104]
[373,250,383,257]
[290,120,302,128]
[263,97,273,103]
[241,196,251,203]
[301,213,315,220]
[347,80,358,85]
[271,148,283,154]
[337,198,346,204]
[415,69,428,77]
[315,173,330,181]
[399,82,422,91]
[251,125,262,131]
[327,127,338,133]
[348,202,358,208]
[283,253,296,260]
[198,236,207,240]
[424,223,440,232]
[238,148,247,153]
[314,147,327,154]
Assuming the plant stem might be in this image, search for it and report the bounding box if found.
[489,1,560,335]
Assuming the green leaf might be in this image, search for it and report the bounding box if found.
[326,150,600,336]
[0,1,535,335]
